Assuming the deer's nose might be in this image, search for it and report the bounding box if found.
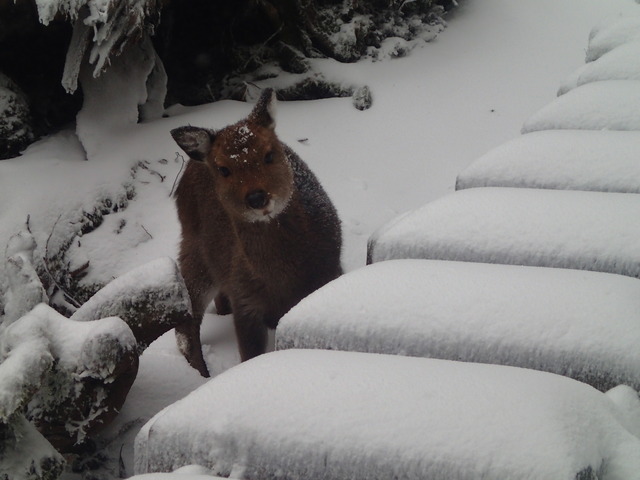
[246,190,269,209]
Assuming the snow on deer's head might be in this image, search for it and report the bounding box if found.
[171,88,294,222]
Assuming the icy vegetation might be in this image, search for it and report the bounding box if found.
[31,0,161,94]
[0,227,192,478]
[277,259,640,391]
[135,350,640,480]
[455,130,640,192]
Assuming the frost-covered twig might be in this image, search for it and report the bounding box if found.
[169,152,187,197]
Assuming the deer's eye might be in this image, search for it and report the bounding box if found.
[218,166,231,177]
[264,152,274,164]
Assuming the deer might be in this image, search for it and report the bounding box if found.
[171,88,343,376]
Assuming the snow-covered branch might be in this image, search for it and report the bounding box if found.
[32,0,161,94]
[71,257,192,353]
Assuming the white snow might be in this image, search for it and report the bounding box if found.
[455,130,640,193]
[76,35,166,159]
[0,303,136,381]
[522,80,640,133]
[277,259,640,391]
[2,0,640,477]
[368,187,640,278]
[586,14,640,61]
[607,385,640,439]
[134,349,640,480]
[70,257,188,326]
[559,40,640,94]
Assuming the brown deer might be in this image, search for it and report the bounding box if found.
[171,88,343,376]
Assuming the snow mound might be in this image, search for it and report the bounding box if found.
[455,130,640,193]
[277,259,640,392]
[129,475,225,480]
[559,41,640,95]
[522,80,640,133]
[607,385,640,439]
[129,464,225,479]
[586,15,640,62]
[134,349,640,479]
[367,187,640,278]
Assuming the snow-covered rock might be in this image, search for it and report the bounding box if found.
[367,187,640,278]
[455,130,640,193]
[522,80,640,133]
[134,349,640,479]
[586,15,640,62]
[277,259,640,391]
[559,41,640,95]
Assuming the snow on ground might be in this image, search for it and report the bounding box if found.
[455,130,640,192]
[368,187,640,277]
[1,0,640,478]
[134,349,640,480]
[277,259,640,391]
[522,80,640,133]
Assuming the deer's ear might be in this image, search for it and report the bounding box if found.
[249,88,277,130]
[171,126,215,161]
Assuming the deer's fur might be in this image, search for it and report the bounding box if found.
[172,89,342,376]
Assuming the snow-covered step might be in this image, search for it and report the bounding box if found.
[586,15,640,62]
[455,130,640,193]
[522,80,640,133]
[559,41,640,95]
[277,259,640,392]
[134,350,640,480]
[367,187,640,278]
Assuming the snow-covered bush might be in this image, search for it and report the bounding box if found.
[135,349,640,479]
[277,259,640,392]
[586,15,640,62]
[522,80,640,133]
[558,41,640,95]
[32,0,161,95]
[0,73,34,160]
[0,225,193,477]
[367,187,640,278]
[455,130,640,193]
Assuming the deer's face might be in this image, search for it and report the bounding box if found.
[208,120,293,222]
